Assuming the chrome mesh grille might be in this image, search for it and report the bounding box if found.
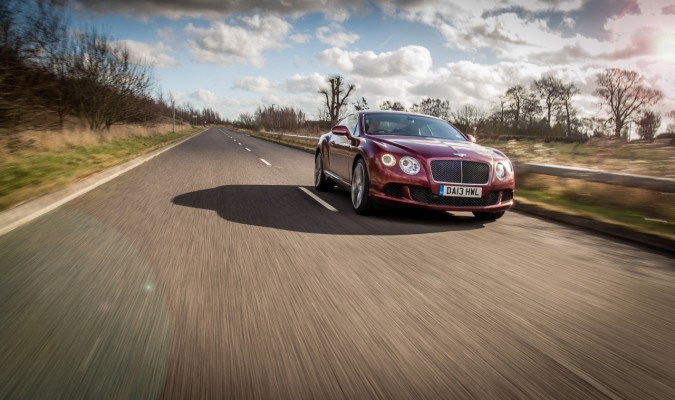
[430,160,490,184]
[409,187,500,207]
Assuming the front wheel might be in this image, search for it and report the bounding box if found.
[351,159,374,215]
[473,211,505,221]
[314,152,333,191]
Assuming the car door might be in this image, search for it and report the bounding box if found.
[328,114,358,181]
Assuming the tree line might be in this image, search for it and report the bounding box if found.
[0,0,222,149]
[237,105,307,131]
[244,70,669,141]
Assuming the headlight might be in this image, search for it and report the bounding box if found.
[399,156,420,175]
[381,154,396,167]
[495,161,511,180]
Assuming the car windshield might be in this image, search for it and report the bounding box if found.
[363,113,467,141]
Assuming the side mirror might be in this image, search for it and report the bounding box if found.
[467,134,477,143]
[331,125,350,136]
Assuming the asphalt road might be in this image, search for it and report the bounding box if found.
[1,128,673,399]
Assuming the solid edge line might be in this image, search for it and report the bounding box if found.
[298,187,338,212]
[260,158,271,166]
[0,129,206,237]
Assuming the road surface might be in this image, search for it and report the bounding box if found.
[1,128,673,399]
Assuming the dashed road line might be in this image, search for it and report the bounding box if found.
[260,159,271,166]
[245,148,251,152]
[298,187,338,212]
[80,337,101,371]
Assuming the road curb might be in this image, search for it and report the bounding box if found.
[513,202,674,256]
[0,130,204,237]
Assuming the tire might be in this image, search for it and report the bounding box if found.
[473,211,506,221]
[314,152,333,191]
[351,159,374,215]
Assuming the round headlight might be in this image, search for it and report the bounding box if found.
[495,162,506,179]
[381,154,396,167]
[399,156,420,175]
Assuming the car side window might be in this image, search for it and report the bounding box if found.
[347,114,358,136]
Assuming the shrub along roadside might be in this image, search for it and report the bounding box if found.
[0,127,200,211]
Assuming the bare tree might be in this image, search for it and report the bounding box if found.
[557,82,579,136]
[379,100,405,111]
[410,98,450,120]
[318,74,355,125]
[71,28,154,130]
[505,85,527,131]
[637,110,661,141]
[594,68,663,138]
[532,75,563,129]
[352,97,369,111]
[521,92,543,131]
[452,104,485,132]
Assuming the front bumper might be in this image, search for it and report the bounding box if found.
[370,183,514,212]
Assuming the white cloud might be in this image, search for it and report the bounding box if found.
[319,45,433,77]
[113,40,177,68]
[282,73,326,93]
[190,89,217,104]
[315,26,360,47]
[290,33,312,43]
[156,27,176,42]
[233,77,272,93]
[184,15,291,67]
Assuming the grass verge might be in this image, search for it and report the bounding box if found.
[515,189,674,240]
[234,128,317,153]
[0,127,201,211]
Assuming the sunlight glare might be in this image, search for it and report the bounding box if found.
[654,32,675,59]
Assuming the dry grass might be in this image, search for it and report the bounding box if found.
[480,137,675,178]
[4,122,184,153]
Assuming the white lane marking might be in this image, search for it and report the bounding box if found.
[238,142,242,145]
[298,187,338,212]
[80,337,101,371]
[644,218,668,223]
[260,159,271,166]
[245,148,251,152]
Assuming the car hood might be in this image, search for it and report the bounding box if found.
[370,136,497,162]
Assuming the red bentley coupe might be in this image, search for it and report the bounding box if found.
[314,111,515,220]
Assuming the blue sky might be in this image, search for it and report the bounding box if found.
[68,0,675,124]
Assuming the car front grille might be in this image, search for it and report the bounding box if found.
[430,160,490,184]
[409,186,500,207]
[384,184,513,207]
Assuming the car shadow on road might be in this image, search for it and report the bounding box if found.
[172,185,487,235]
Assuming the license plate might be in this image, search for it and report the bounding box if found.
[439,185,482,198]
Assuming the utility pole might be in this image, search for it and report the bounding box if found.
[271,104,275,131]
[172,100,175,133]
